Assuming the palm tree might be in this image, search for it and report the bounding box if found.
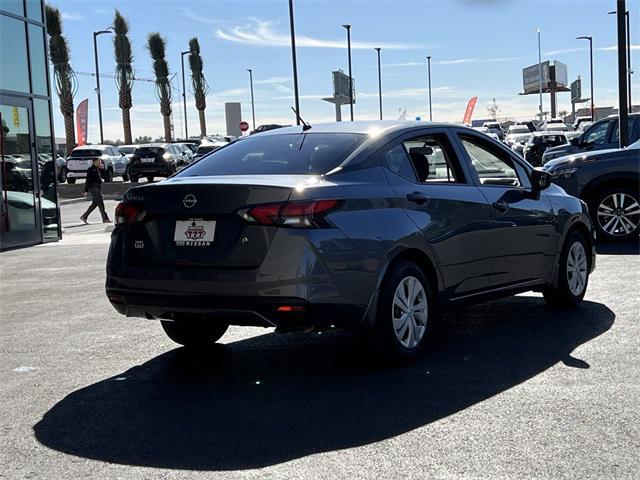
[188,37,210,137]
[113,10,134,144]
[45,5,77,155]
[146,33,172,141]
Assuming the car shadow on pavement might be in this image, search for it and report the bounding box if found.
[34,296,614,471]
[595,240,639,255]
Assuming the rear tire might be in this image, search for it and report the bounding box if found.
[588,187,640,242]
[67,177,76,184]
[543,231,590,309]
[130,175,139,183]
[147,176,154,183]
[161,319,229,347]
[371,261,433,363]
[122,171,129,182]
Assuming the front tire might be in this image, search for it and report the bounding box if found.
[589,187,640,242]
[104,168,114,183]
[543,231,590,309]
[122,171,129,182]
[67,177,76,184]
[161,319,229,347]
[146,176,154,183]
[372,261,433,363]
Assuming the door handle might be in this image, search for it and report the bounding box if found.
[406,192,429,205]
[492,200,509,212]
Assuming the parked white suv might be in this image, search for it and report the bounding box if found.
[65,145,127,184]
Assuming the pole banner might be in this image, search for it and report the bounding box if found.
[462,96,478,125]
[76,99,88,146]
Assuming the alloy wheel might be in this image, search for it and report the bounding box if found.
[566,242,588,296]
[596,193,640,237]
[392,276,428,349]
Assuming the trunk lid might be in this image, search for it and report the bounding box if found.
[122,175,315,268]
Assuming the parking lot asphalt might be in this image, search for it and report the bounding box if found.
[1,202,639,479]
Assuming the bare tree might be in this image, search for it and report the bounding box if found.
[487,98,501,120]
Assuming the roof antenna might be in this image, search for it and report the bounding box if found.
[291,107,312,131]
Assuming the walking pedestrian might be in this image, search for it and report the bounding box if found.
[80,158,111,224]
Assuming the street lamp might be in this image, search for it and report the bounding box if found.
[247,69,256,131]
[180,50,190,140]
[537,29,543,122]
[576,36,595,121]
[288,0,301,125]
[426,56,432,121]
[375,48,382,120]
[609,9,632,110]
[343,24,354,121]
[93,28,113,144]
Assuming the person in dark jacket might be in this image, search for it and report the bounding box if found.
[80,159,111,223]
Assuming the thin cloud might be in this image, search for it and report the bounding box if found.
[598,44,640,51]
[61,12,83,21]
[216,19,424,50]
[176,7,217,25]
[545,47,586,56]
[253,76,291,85]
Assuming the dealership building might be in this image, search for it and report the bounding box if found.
[1,0,60,250]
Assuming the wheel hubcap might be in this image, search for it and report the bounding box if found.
[392,276,428,349]
[566,242,588,296]
[597,193,640,236]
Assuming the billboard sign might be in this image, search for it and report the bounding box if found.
[552,61,568,87]
[225,102,242,137]
[332,70,355,104]
[570,79,582,104]
[523,61,550,94]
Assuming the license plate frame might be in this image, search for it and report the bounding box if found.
[174,218,215,246]
[141,157,155,163]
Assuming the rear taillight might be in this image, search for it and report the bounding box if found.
[239,200,341,229]
[115,202,145,224]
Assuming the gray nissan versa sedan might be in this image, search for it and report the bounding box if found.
[106,121,596,361]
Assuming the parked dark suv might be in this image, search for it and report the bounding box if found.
[127,144,179,183]
[522,132,568,166]
[544,139,640,241]
[107,121,595,361]
[542,113,640,164]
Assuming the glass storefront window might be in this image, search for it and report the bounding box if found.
[33,98,59,240]
[0,0,25,16]
[28,24,48,96]
[0,15,29,94]
[26,0,42,22]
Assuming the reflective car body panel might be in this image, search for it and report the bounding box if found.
[106,121,595,329]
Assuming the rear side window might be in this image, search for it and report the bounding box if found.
[179,133,365,176]
[583,120,611,145]
[134,147,163,157]
[402,135,463,183]
[69,149,102,157]
[610,118,637,144]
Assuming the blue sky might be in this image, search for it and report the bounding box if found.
[49,0,638,142]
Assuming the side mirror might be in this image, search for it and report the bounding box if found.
[530,168,552,192]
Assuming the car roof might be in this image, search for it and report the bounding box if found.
[255,120,468,138]
[74,144,111,149]
[136,143,168,148]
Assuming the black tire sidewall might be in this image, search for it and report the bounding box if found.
[374,261,433,361]
[554,231,589,306]
[589,187,640,242]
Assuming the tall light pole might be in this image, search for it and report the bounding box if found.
[426,56,432,121]
[616,0,629,147]
[288,0,301,125]
[609,9,632,110]
[93,28,113,144]
[577,36,594,121]
[247,68,256,131]
[342,24,354,121]
[537,29,543,122]
[180,50,190,140]
[374,48,382,120]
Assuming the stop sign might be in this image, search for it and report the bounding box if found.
[239,121,250,132]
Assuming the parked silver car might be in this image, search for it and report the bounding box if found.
[65,145,127,184]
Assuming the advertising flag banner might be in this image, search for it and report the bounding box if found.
[462,97,478,125]
[76,99,88,146]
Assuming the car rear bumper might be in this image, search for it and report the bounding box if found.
[128,164,173,176]
[66,170,86,178]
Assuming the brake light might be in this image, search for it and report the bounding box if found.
[239,200,341,228]
[115,202,144,224]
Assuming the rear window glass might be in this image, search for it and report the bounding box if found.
[195,145,219,155]
[180,133,365,176]
[69,149,102,157]
[119,146,135,154]
[134,147,163,157]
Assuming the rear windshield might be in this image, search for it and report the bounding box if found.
[509,126,529,133]
[69,149,102,157]
[119,146,135,154]
[134,147,163,157]
[195,145,219,155]
[179,133,365,176]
